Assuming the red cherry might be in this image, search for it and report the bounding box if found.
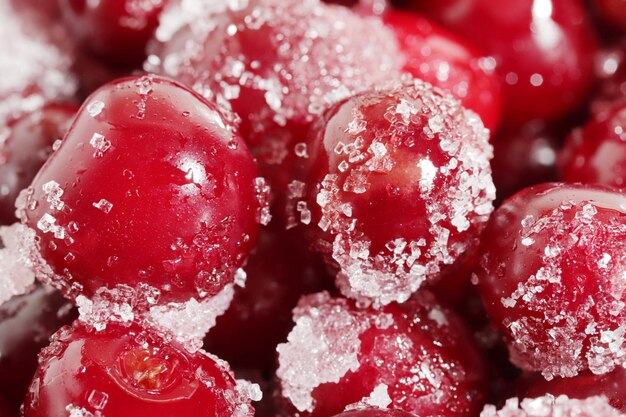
[276,291,488,417]
[382,10,502,132]
[406,0,598,126]
[559,102,626,187]
[514,367,626,412]
[23,321,256,417]
[19,75,261,306]
[331,409,419,417]
[475,183,626,379]
[482,395,624,417]
[592,43,626,115]
[58,0,167,67]
[0,286,76,412]
[203,221,333,371]
[594,0,626,33]
[297,79,494,306]
[0,103,78,225]
[146,0,403,191]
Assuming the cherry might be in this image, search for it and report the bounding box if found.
[276,291,488,417]
[203,220,333,371]
[514,367,626,412]
[482,395,625,417]
[23,320,256,417]
[559,102,626,187]
[19,75,261,306]
[0,286,76,412]
[592,43,626,115]
[382,10,502,132]
[475,183,626,379]
[146,0,403,191]
[297,79,495,306]
[0,103,78,225]
[405,0,598,126]
[331,409,419,417]
[594,0,626,33]
[58,0,168,68]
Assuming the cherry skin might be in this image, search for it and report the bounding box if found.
[19,75,261,305]
[592,43,626,116]
[475,183,626,379]
[594,0,626,33]
[0,103,78,225]
[331,409,419,417]
[405,0,598,126]
[23,320,255,417]
[276,291,489,417]
[58,0,167,68]
[514,367,626,412]
[0,286,76,412]
[559,102,626,187]
[382,10,502,132]
[203,220,333,371]
[297,79,495,306]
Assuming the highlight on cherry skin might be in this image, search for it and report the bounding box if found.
[19,74,263,307]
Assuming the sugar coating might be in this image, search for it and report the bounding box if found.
[0,224,36,304]
[145,0,403,167]
[306,79,494,307]
[480,395,625,417]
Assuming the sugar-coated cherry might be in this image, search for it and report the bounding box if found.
[406,0,598,126]
[203,221,333,371]
[475,183,626,379]
[559,102,626,187]
[19,75,261,306]
[297,79,494,306]
[514,367,626,412]
[276,291,488,417]
[0,286,76,412]
[331,409,419,417]
[382,10,502,131]
[0,103,78,225]
[481,395,625,417]
[23,320,256,417]
[58,0,167,68]
[146,0,402,191]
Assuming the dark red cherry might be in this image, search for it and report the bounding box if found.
[382,10,502,131]
[0,103,78,225]
[515,367,626,412]
[475,183,626,379]
[559,101,626,187]
[58,0,168,67]
[298,79,494,306]
[0,397,13,417]
[406,0,598,126]
[276,291,488,417]
[203,221,333,371]
[0,286,76,412]
[19,75,261,306]
[594,0,626,33]
[23,321,256,417]
[331,409,419,417]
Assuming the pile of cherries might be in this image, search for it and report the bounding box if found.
[0,1,625,417]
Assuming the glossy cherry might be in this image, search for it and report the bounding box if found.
[0,103,78,225]
[382,10,502,131]
[19,75,261,305]
[276,291,488,417]
[58,0,167,67]
[298,79,495,306]
[23,320,255,417]
[475,183,626,379]
[592,43,626,115]
[559,102,626,187]
[203,220,333,371]
[331,410,419,417]
[406,0,598,126]
[0,286,76,412]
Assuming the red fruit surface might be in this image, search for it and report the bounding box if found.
[0,286,76,411]
[203,221,333,370]
[475,183,626,379]
[406,0,598,126]
[19,75,261,306]
[594,0,626,33]
[515,367,626,412]
[481,395,625,417]
[0,103,78,225]
[276,291,488,417]
[383,10,502,131]
[559,102,626,187]
[592,43,626,115]
[145,0,403,190]
[58,0,167,67]
[331,409,419,417]
[23,321,256,417]
[297,79,494,306]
